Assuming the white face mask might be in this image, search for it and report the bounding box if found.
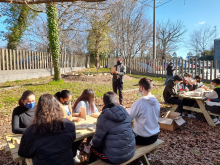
[184,77,188,80]
[211,85,216,89]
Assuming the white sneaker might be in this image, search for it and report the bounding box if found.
[188,114,196,118]
[73,156,81,164]
[213,118,220,125]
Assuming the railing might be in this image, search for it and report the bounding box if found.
[0,49,89,71]
[101,58,219,82]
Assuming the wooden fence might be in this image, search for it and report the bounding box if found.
[101,58,220,82]
[0,49,89,71]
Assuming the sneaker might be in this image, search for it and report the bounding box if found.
[73,156,81,164]
[181,113,185,117]
[146,153,151,161]
[218,116,220,121]
[188,114,196,118]
[213,118,220,125]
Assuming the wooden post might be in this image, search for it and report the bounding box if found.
[199,60,201,76]
[9,49,12,70]
[214,60,217,78]
[16,50,19,70]
[0,49,2,70]
[2,49,5,71]
[22,50,25,69]
[26,51,28,69]
[195,59,197,76]
[202,60,205,80]
[19,50,22,69]
[188,60,190,73]
[191,60,194,77]
[12,50,16,70]
[6,49,9,70]
[210,60,213,80]
[37,52,39,69]
[34,52,37,69]
[206,61,208,80]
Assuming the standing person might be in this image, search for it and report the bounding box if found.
[12,90,36,134]
[18,94,76,165]
[89,92,135,164]
[111,56,126,105]
[73,89,98,115]
[164,62,175,85]
[128,77,160,160]
[163,75,184,116]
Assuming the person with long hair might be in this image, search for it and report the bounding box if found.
[73,89,98,115]
[12,90,36,134]
[18,94,76,165]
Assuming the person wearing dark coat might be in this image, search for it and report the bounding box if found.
[163,75,184,115]
[12,90,36,134]
[111,56,126,105]
[18,94,76,165]
[89,92,135,164]
[164,62,175,85]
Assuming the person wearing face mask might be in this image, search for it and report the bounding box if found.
[55,90,72,118]
[111,56,126,105]
[12,90,36,134]
[164,62,176,85]
[193,75,207,90]
[182,73,195,91]
[163,75,185,116]
[204,78,220,125]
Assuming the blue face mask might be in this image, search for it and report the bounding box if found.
[139,90,143,96]
[25,102,35,109]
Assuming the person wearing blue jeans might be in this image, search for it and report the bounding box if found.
[164,62,175,85]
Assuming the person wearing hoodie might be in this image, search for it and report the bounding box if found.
[163,75,184,115]
[89,91,135,164]
[128,77,160,145]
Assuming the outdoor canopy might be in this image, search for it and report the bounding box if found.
[0,0,106,4]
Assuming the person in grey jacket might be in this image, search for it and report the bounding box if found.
[111,56,126,105]
[89,92,135,164]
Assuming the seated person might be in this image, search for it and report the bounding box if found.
[73,89,98,115]
[128,77,160,160]
[194,75,206,89]
[89,92,135,164]
[18,94,76,165]
[163,75,184,116]
[182,73,195,91]
[205,78,220,124]
[12,90,36,134]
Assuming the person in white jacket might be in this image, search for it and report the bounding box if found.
[128,77,160,146]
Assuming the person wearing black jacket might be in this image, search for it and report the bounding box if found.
[163,75,184,115]
[18,94,76,165]
[89,92,135,164]
[12,90,36,134]
[111,56,126,105]
[164,62,175,85]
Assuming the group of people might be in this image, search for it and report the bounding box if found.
[163,70,220,124]
[12,76,160,165]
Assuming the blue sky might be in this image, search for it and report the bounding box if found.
[147,0,220,59]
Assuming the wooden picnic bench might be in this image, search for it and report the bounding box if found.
[4,115,98,165]
[160,101,178,112]
[89,139,164,165]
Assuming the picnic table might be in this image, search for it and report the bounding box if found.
[171,94,216,126]
[4,115,98,165]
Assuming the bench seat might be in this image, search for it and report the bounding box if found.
[89,139,164,165]
[208,111,220,117]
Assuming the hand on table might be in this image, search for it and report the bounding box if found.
[72,117,82,122]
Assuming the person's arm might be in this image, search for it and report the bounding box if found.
[205,91,218,98]
[18,128,35,158]
[92,117,107,148]
[117,65,126,76]
[74,101,86,113]
[166,84,178,95]
[94,104,99,113]
[12,109,26,134]
[127,102,139,121]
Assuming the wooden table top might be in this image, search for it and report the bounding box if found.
[178,94,207,100]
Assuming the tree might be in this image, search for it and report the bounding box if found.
[87,13,111,71]
[46,3,61,80]
[0,4,38,49]
[188,24,217,56]
[157,19,187,59]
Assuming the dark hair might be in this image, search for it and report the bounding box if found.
[18,90,35,106]
[55,90,72,102]
[33,94,64,134]
[73,89,95,113]
[103,92,118,105]
[195,75,201,80]
[184,72,189,77]
[211,78,220,85]
[139,77,153,91]
[169,62,173,66]
[174,75,183,81]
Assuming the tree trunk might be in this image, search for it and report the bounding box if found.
[46,3,61,81]
[7,5,30,50]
